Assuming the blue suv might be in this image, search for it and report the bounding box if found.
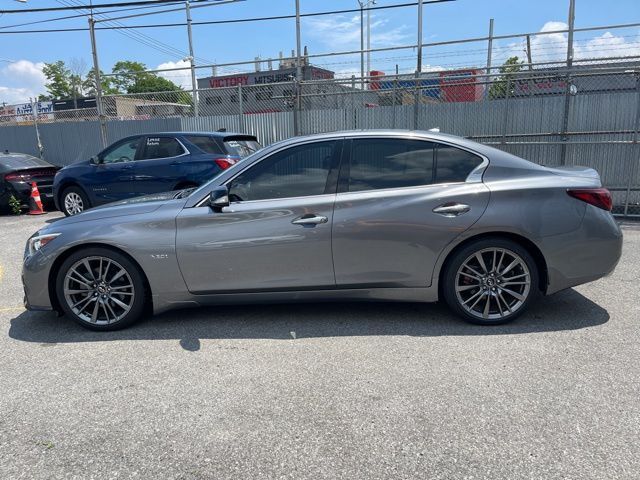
[53,131,260,216]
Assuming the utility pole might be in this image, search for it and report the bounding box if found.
[366,1,375,86]
[294,0,302,135]
[485,18,494,98]
[560,0,576,164]
[359,1,365,89]
[414,0,424,130]
[185,0,198,116]
[88,16,107,148]
[417,0,423,74]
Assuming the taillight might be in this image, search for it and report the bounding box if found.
[214,157,238,170]
[4,172,31,182]
[567,188,612,211]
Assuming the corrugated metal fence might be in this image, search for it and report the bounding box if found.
[1,76,638,216]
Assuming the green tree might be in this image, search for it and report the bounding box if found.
[111,60,190,104]
[83,69,119,96]
[489,56,524,99]
[40,61,79,100]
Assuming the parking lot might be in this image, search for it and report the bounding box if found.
[0,212,638,479]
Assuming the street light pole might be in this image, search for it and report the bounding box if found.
[185,0,198,116]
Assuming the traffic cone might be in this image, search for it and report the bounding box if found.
[28,182,46,215]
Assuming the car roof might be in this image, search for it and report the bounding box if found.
[266,129,545,171]
[136,131,255,138]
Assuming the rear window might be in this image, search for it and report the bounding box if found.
[223,137,261,157]
[185,135,224,155]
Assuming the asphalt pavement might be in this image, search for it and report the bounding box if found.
[0,212,639,479]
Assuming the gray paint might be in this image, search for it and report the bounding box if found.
[23,130,622,320]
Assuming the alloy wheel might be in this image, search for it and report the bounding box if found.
[454,247,531,320]
[63,256,135,325]
[64,192,84,215]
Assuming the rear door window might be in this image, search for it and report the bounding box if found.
[140,137,185,160]
[223,137,261,157]
[347,138,435,192]
[185,135,224,155]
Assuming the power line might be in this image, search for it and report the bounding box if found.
[0,1,209,30]
[0,0,218,15]
[0,0,455,33]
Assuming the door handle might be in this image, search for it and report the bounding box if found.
[433,202,470,217]
[292,214,328,226]
[121,165,133,170]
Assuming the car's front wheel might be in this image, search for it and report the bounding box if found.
[61,186,90,216]
[442,238,540,325]
[55,247,146,330]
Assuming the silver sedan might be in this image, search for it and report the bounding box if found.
[22,130,622,330]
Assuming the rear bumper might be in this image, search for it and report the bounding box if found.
[9,180,55,207]
[543,206,623,294]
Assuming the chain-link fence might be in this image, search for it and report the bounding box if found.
[1,63,639,216]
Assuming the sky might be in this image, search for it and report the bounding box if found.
[0,0,639,104]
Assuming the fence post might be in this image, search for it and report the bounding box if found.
[392,77,398,129]
[623,72,640,217]
[501,75,512,146]
[238,83,244,132]
[413,70,421,130]
[30,98,44,159]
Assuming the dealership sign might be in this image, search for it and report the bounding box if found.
[0,101,54,123]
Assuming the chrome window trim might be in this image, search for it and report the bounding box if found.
[189,133,490,207]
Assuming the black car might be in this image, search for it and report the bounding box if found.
[53,131,261,216]
[0,150,59,213]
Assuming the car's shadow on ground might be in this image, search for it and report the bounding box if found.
[8,289,609,351]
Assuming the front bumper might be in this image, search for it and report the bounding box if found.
[22,250,56,312]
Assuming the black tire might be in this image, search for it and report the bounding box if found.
[442,237,540,325]
[60,186,90,217]
[55,247,147,331]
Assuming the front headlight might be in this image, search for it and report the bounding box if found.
[27,233,61,256]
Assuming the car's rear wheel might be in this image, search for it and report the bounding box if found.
[61,186,89,216]
[442,238,539,325]
[55,247,146,331]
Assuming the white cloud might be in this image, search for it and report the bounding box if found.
[0,60,46,105]
[498,21,640,65]
[304,14,410,51]
[156,60,192,89]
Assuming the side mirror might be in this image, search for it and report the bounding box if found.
[90,155,101,165]
[208,186,230,212]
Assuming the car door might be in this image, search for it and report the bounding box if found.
[91,136,143,203]
[131,136,189,195]
[175,139,342,293]
[331,137,490,288]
